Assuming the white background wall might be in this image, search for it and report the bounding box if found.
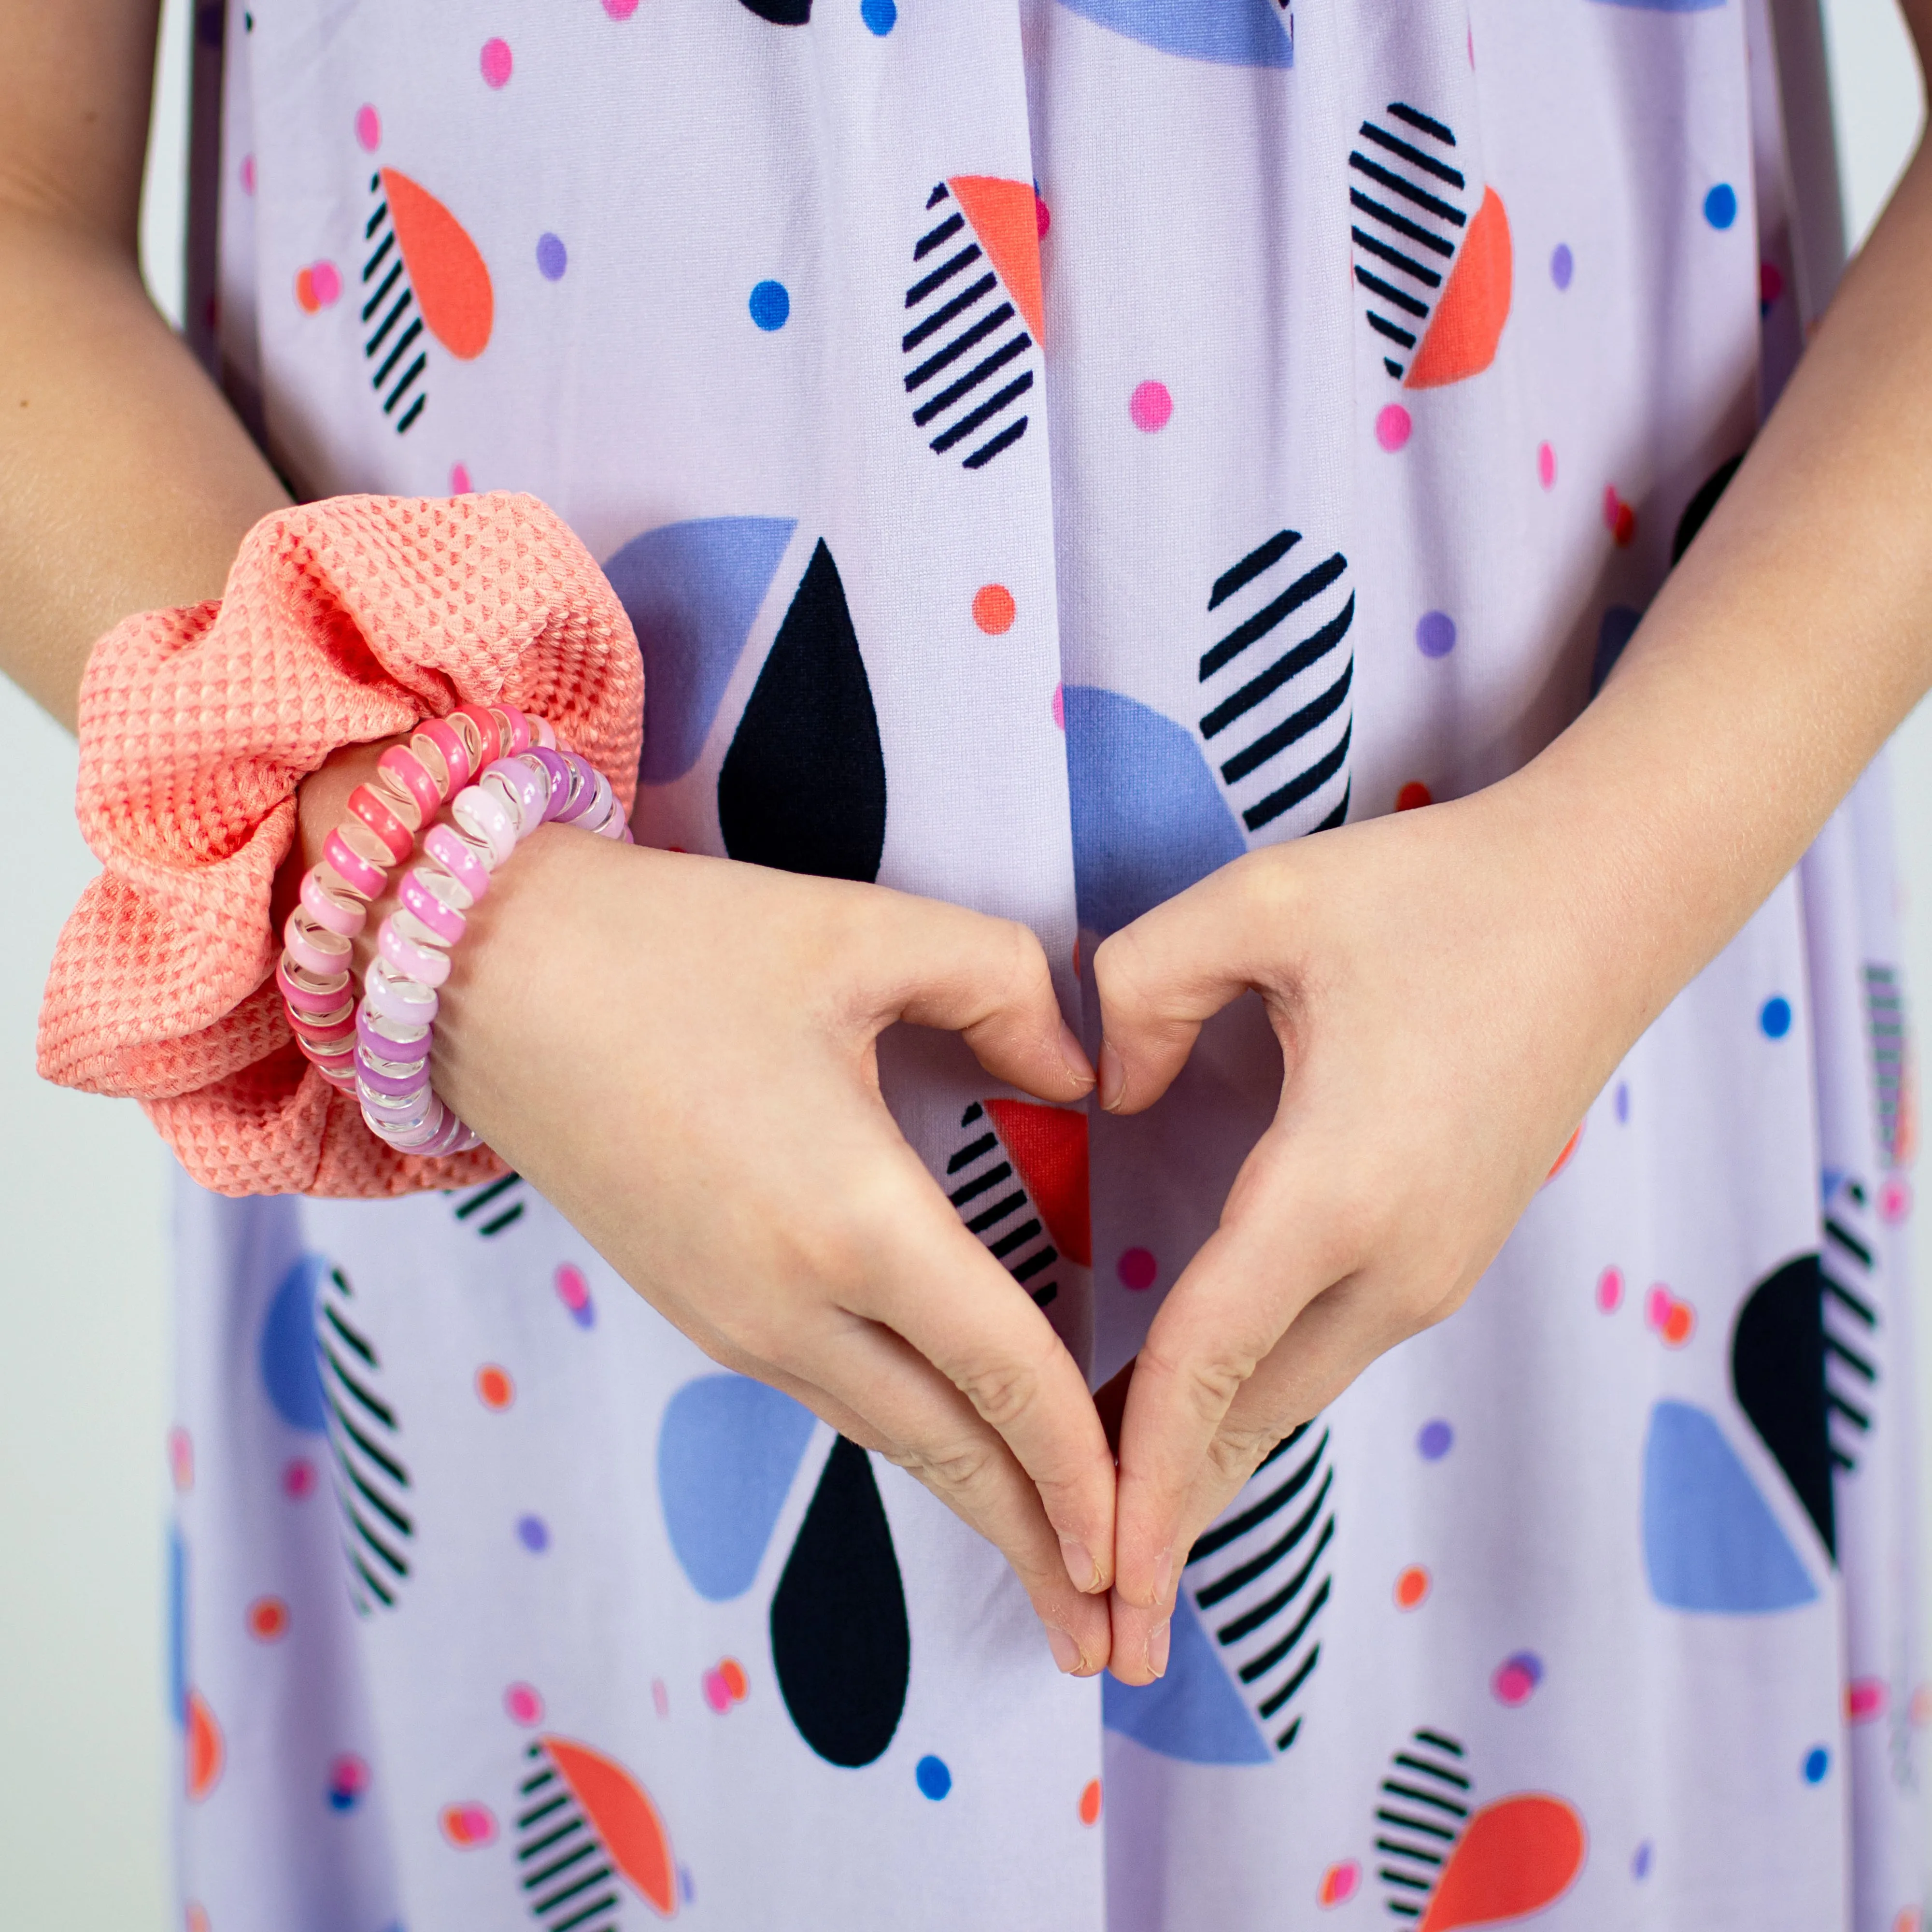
[0,0,1927,1920]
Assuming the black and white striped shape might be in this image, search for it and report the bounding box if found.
[901,184,1035,472]
[1184,1421,1335,1752]
[1349,103,1466,382]
[1863,964,1906,1165]
[1375,1726,1471,1920]
[1824,1178,1881,1480]
[942,1101,1060,1310]
[361,171,428,435]
[1200,529,1352,835]
[454,1171,528,1238]
[515,1743,624,1932]
[315,1264,414,1613]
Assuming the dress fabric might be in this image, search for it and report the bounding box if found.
[168,2,1925,1927]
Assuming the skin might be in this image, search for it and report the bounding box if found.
[6,0,1932,1688]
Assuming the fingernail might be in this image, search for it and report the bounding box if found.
[1146,1618,1170,1679]
[1059,1535,1099,1592]
[1153,1547,1174,1604]
[1098,1040,1124,1111]
[1058,1023,1096,1090]
[1045,1624,1084,1675]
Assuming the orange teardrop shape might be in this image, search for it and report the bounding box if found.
[948,176,1046,345]
[185,1689,225,1802]
[1418,1793,1585,1931]
[542,1736,677,1917]
[381,168,494,360]
[1405,187,1511,390]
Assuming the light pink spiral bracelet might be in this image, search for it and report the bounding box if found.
[277,701,630,1159]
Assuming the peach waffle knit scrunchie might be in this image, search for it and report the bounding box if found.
[37,492,643,1198]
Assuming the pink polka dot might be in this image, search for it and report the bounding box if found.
[1596,1265,1623,1313]
[702,1668,733,1713]
[602,0,639,15]
[480,38,512,87]
[239,153,256,196]
[440,1802,497,1847]
[504,1683,544,1726]
[311,261,341,306]
[1645,1284,1673,1331]
[450,463,472,495]
[1538,441,1557,489]
[1491,1651,1543,1706]
[1051,682,1065,731]
[1848,1676,1888,1723]
[1880,1176,1913,1224]
[282,1457,317,1500]
[169,1426,194,1492]
[1319,1860,1361,1907]
[1129,381,1173,433]
[1117,1247,1158,1291]
[1035,194,1051,239]
[555,1262,592,1310]
[1375,403,1411,452]
[652,1678,669,1719]
[355,105,381,153]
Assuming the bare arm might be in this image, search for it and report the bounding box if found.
[0,0,289,729]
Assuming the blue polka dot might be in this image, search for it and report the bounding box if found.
[915,1754,952,1800]
[516,1513,551,1552]
[1760,995,1792,1039]
[861,0,897,31]
[1550,243,1574,290]
[1417,1419,1453,1461]
[536,232,568,280]
[1632,1840,1653,1880]
[749,280,791,331]
[1803,1746,1830,1784]
[1416,611,1456,659]
[1704,184,1738,230]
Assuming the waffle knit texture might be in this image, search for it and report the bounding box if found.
[37,492,644,1197]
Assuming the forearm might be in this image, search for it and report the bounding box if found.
[0,207,289,728]
[1504,120,1932,1048]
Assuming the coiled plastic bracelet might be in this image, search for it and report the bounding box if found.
[355,739,631,1155]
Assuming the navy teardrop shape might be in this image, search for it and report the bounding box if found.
[738,0,811,22]
[718,539,886,882]
[769,1436,910,1767]
[1731,1254,1835,1560]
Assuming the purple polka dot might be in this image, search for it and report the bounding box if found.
[1129,381,1173,432]
[1632,1841,1654,1881]
[536,233,568,281]
[1416,611,1456,659]
[1550,243,1574,290]
[1417,1419,1453,1461]
[1615,1081,1630,1123]
[1117,1247,1158,1291]
[516,1514,551,1552]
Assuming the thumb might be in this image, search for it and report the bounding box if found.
[883,898,1094,1104]
[1092,870,1256,1114]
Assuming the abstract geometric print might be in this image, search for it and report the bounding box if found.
[512,1735,679,1926]
[359,165,493,433]
[902,178,1044,471]
[1349,105,1510,387]
[941,1098,1091,1312]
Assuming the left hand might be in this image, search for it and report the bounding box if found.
[1091,781,1648,1684]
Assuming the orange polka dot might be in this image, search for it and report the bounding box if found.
[186,1906,212,1932]
[972,583,1017,635]
[295,266,320,313]
[719,1656,748,1701]
[1079,1777,1103,1826]
[1661,1301,1696,1348]
[476,1365,514,1410]
[246,1596,289,1642]
[1393,1565,1431,1610]
[1396,781,1432,812]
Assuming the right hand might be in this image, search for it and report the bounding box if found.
[294,751,1116,1674]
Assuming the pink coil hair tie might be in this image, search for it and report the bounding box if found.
[354,739,628,1155]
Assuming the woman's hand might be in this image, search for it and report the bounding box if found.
[1092,782,1646,1684]
[290,748,1116,1674]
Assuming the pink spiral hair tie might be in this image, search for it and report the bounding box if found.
[354,736,626,1156]
[379,743,444,827]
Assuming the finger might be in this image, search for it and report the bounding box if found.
[874,896,1094,1101]
[797,1312,1114,1675]
[1091,862,1267,1114]
[841,1151,1118,1598]
[1109,1150,1337,1675]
